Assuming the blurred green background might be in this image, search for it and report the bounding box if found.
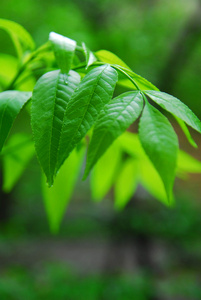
[0,0,201,299]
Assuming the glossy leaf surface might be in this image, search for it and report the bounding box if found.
[84,91,143,178]
[139,102,178,201]
[0,90,31,152]
[31,70,80,185]
[145,91,201,133]
[56,65,118,174]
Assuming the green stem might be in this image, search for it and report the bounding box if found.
[110,64,141,90]
[5,42,52,91]
[72,61,104,71]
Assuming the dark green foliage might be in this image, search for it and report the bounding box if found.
[1,19,201,230]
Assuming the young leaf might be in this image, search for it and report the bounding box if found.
[139,102,178,201]
[96,50,158,91]
[56,65,118,174]
[90,141,121,201]
[0,91,31,152]
[2,134,34,193]
[49,32,76,74]
[31,70,81,186]
[42,147,85,233]
[95,49,131,70]
[82,42,96,69]
[0,18,35,58]
[145,91,201,133]
[84,91,143,178]
[114,158,138,210]
[117,72,159,91]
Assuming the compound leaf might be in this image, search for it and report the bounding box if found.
[145,90,201,133]
[56,65,118,173]
[84,91,143,178]
[49,32,76,74]
[31,70,81,186]
[139,102,178,201]
[0,90,31,152]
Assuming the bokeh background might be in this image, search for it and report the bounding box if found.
[0,0,201,299]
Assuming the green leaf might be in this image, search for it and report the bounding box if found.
[117,72,159,91]
[177,150,201,174]
[90,141,121,201]
[2,134,34,193]
[84,91,143,178]
[96,50,158,91]
[114,158,138,210]
[0,18,35,58]
[175,116,197,148]
[49,32,76,74]
[56,65,118,175]
[118,132,170,205]
[31,70,81,186]
[118,131,146,159]
[95,50,131,70]
[42,147,85,233]
[139,158,170,205]
[0,54,18,90]
[145,90,201,133]
[139,102,178,201]
[82,42,96,69]
[0,91,31,152]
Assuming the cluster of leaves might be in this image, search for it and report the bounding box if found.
[1,19,201,232]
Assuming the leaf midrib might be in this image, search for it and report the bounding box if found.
[87,92,142,171]
[48,72,61,179]
[59,65,109,164]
